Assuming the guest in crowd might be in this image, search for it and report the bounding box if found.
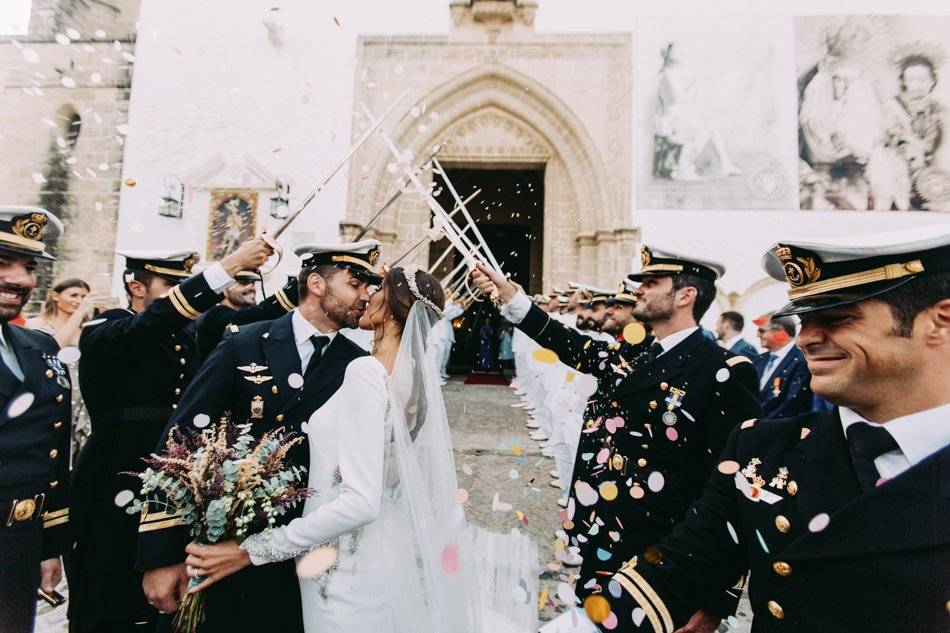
[715,310,758,359]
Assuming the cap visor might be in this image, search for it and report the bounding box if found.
[626,272,671,282]
[772,278,914,318]
[0,245,55,261]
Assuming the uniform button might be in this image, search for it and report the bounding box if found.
[50,480,59,489]
[660,382,669,391]
[637,458,647,468]
[171,404,177,410]
[772,561,792,577]
[56,394,64,403]
[52,421,63,430]
[649,400,658,409]
[775,515,790,533]
[275,414,285,423]
[179,373,185,380]
[174,344,182,352]
[271,386,279,394]
[49,449,58,459]
[767,600,785,620]
[174,388,181,395]
[45,369,54,378]
[179,358,186,366]
[786,481,798,496]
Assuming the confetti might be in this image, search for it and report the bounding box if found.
[607,579,622,599]
[331,16,341,26]
[117,123,130,135]
[598,481,619,501]
[287,373,304,389]
[556,581,575,605]
[66,28,81,40]
[630,484,645,499]
[98,162,110,171]
[665,427,679,441]
[440,543,459,573]
[647,471,665,492]
[462,464,473,476]
[32,173,46,184]
[573,481,598,507]
[756,529,770,553]
[114,490,134,507]
[584,595,612,624]
[508,468,519,479]
[55,33,70,45]
[717,460,741,475]
[7,393,35,418]
[808,513,830,532]
[632,607,646,626]
[454,488,468,504]
[511,579,530,605]
[193,413,211,428]
[726,521,739,544]
[643,546,661,564]
[58,346,81,363]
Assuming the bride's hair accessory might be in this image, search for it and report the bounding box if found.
[401,264,443,318]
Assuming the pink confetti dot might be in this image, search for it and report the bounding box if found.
[440,543,459,574]
[601,611,618,629]
[665,427,678,441]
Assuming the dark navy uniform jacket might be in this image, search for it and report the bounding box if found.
[593,410,950,633]
[136,312,367,633]
[752,346,815,420]
[514,303,761,618]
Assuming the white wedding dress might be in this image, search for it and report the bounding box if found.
[242,304,538,633]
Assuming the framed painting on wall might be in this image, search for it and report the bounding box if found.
[207,189,258,260]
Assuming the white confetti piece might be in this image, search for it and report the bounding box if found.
[715,368,730,382]
[574,480,598,507]
[808,513,830,533]
[287,373,304,389]
[647,471,665,493]
[7,393,34,418]
[66,28,81,40]
[90,72,102,84]
[31,173,46,184]
[55,33,71,45]
[462,464,473,476]
[508,469,519,479]
[193,413,211,428]
[726,521,739,544]
[117,123,130,135]
[94,29,107,38]
[556,581,575,605]
[57,346,81,364]
[98,162,110,171]
[632,607,646,626]
[755,529,770,553]
[114,490,134,507]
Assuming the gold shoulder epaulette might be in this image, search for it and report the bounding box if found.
[725,356,752,367]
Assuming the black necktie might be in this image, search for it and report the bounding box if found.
[304,335,330,379]
[845,422,899,491]
[646,341,664,363]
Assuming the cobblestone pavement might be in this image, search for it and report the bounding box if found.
[39,376,752,633]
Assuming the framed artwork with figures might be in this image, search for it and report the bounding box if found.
[207,190,258,261]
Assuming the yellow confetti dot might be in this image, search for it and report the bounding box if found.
[623,322,647,344]
[124,178,136,187]
[584,595,612,624]
[512,445,522,456]
[554,538,565,551]
[539,585,549,611]
[532,348,559,364]
[565,372,576,384]
[598,481,619,501]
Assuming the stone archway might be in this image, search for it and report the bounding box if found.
[341,63,637,289]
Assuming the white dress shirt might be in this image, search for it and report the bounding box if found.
[839,402,950,480]
[0,327,24,380]
[720,334,743,350]
[292,309,337,374]
[653,326,698,357]
[759,340,796,390]
[202,262,237,294]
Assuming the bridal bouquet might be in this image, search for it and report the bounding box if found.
[126,417,310,633]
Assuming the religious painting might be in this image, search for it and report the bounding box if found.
[797,16,950,211]
[636,15,798,210]
[207,190,258,260]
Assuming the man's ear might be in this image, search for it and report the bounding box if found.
[307,272,326,297]
[676,285,697,308]
[923,298,950,347]
[126,279,146,299]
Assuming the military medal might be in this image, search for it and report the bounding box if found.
[238,362,269,374]
[768,467,789,490]
[42,353,70,388]
[243,375,273,385]
[250,395,264,419]
[662,387,685,426]
[771,377,782,398]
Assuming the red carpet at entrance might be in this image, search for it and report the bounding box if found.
[463,371,512,386]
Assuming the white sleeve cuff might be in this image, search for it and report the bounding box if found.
[202,263,235,294]
[500,290,532,324]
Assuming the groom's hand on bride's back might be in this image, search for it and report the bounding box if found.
[143,562,188,614]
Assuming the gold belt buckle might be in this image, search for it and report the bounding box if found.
[5,494,45,527]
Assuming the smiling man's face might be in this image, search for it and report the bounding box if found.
[0,251,36,321]
[796,299,919,408]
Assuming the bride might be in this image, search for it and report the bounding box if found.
[184,265,538,632]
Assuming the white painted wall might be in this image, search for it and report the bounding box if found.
[119,0,950,334]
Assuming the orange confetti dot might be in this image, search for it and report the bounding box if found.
[584,594,612,624]
[717,460,741,475]
[124,178,136,187]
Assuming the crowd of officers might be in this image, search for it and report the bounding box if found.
[1,199,947,633]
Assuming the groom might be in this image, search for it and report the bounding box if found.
[136,240,382,633]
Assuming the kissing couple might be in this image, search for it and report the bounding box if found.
[138,240,538,633]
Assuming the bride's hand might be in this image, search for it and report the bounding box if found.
[184,540,251,593]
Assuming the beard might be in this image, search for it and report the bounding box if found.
[632,293,674,324]
[0,283,31,321]
[224,287,257,309]
[321,290,366,330]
